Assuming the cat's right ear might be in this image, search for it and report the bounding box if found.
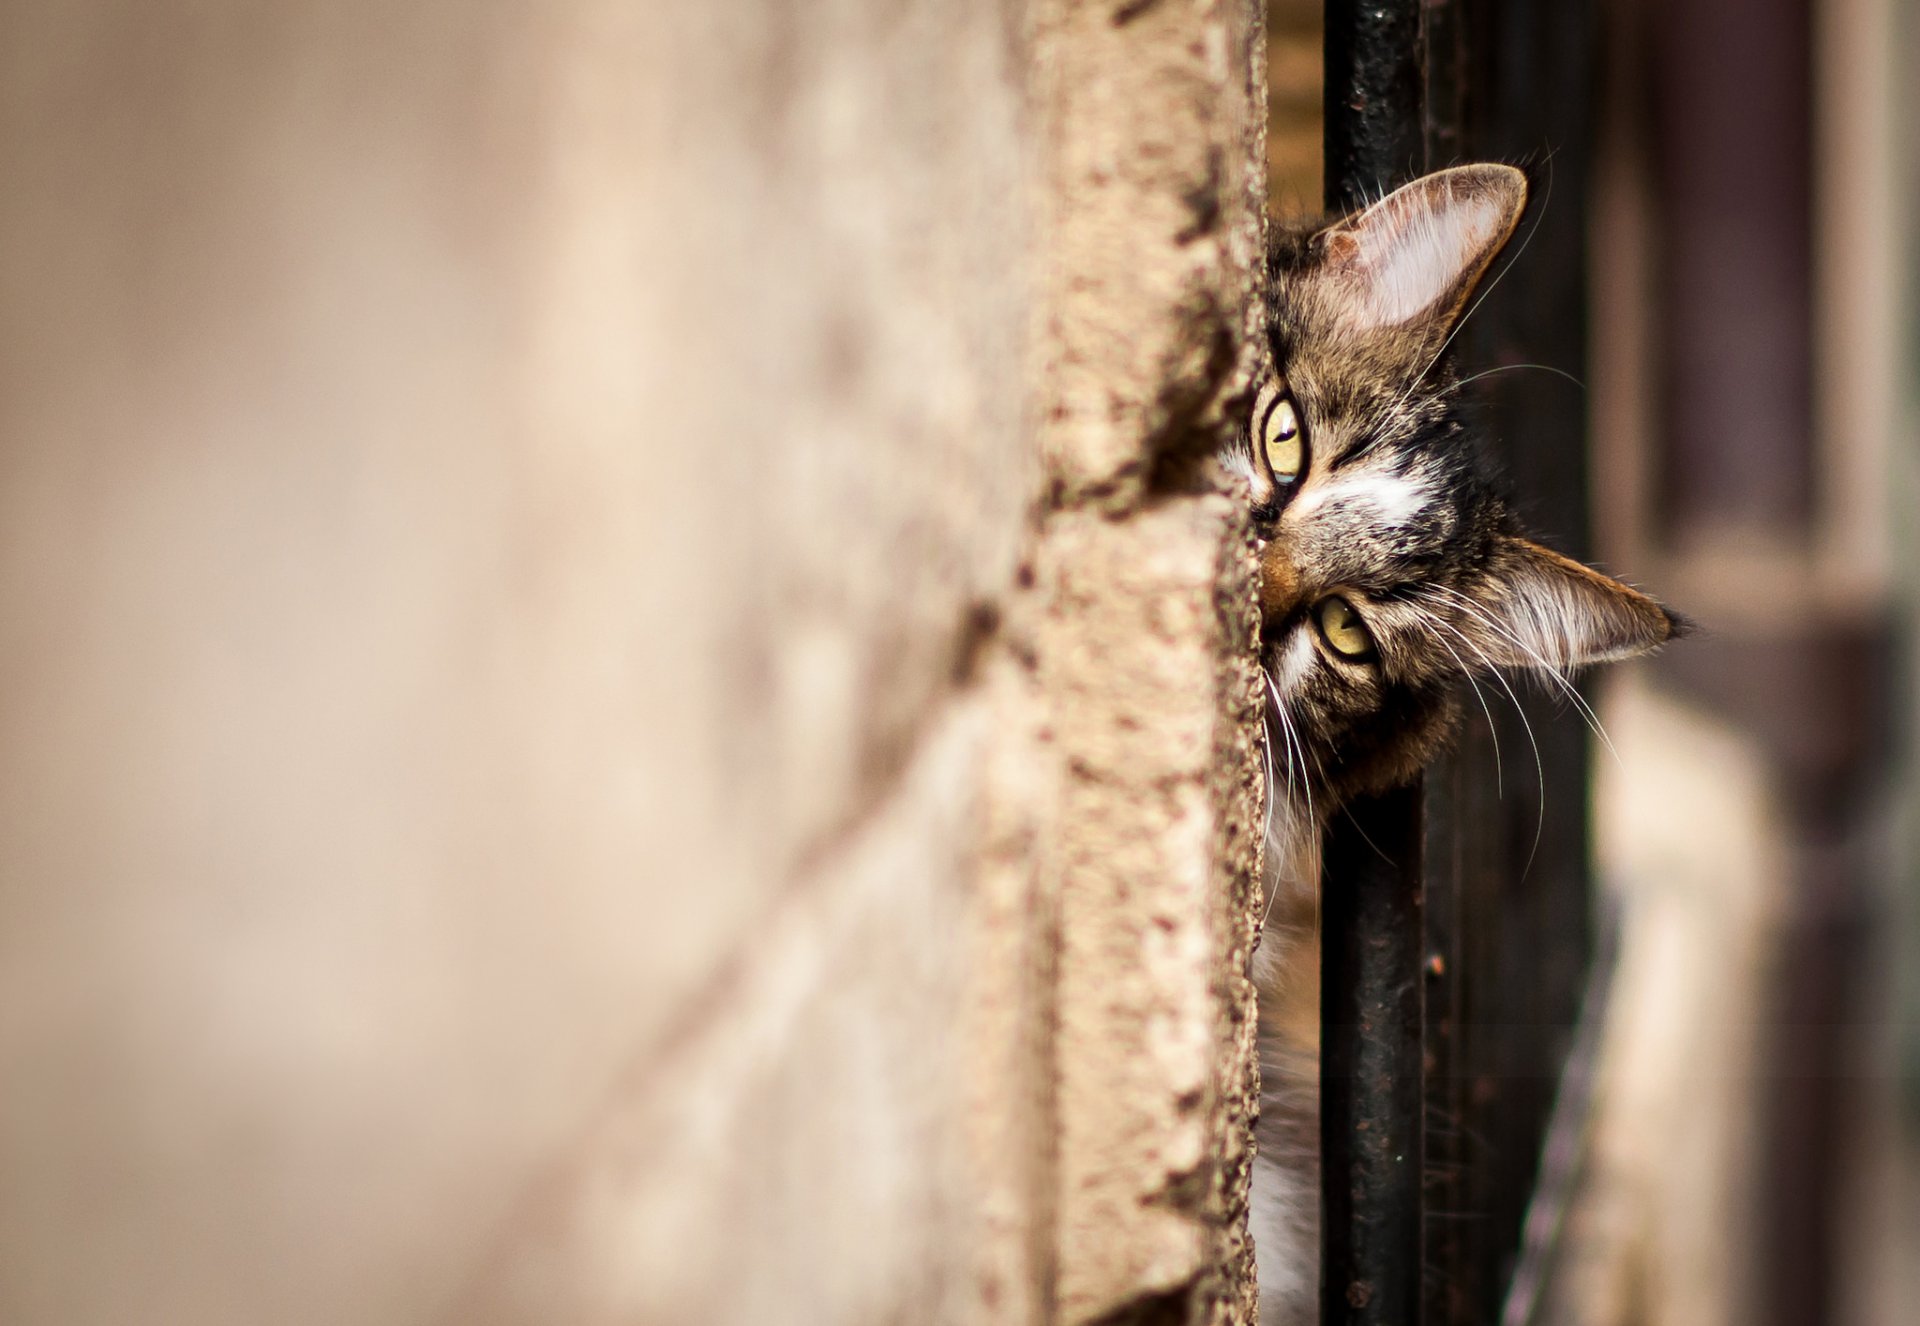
[1465,535,1681,674]
[1316,164,1528,337]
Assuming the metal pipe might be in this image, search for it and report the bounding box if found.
[1320,783,1426,1325]
[1320,4,1428,1321]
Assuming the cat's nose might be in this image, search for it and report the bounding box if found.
[1258,545,1304,620]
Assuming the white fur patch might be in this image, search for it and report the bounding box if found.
[1505,575,1644,670]
[1357,191,1507,325]
[1251,752,1324,1325]
[1504,580,1588,671]
[1253,1152,1316,1323]
[1290,468,1433,529]
[1267,625,1315,700]
[1454,561,1653,674]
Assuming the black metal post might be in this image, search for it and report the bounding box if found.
[1321,782,1426,1325]
[1323,0,1425,210]
[1320,5,1429,1322]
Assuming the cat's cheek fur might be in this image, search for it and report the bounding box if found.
[1327,688,1460,804]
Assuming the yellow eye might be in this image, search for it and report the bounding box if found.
[1315,595,1374,660]
[1264,397,1304,481]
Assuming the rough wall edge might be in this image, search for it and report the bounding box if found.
[1022,0,1267,1321]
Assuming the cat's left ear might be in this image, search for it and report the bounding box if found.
[1319,164,1528,336]
[1464,536,1680,672]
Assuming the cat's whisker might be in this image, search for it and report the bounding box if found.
[1403,600,1505,796]
[1258,705,1278,845]
[1337,804,1399,868]
[1411,593,1549,875]
[1372,190,1554,436]
[1422,582,1622,768]
[1413,161,1552,393]
[1422,582,1597,728]
[1451,652,1506,796]
[1426,609,1543,787]
[1261,669,1298,803]
[1279,701,1324,954]
[1271,680,1315,836]
[1258,724,1282,862]
[1263,684,1326,952]
[1439,361,1586,398]
[1259,668,1311,934]
[1256,750,1287,933]
[1286,709,1315,834]
[1260,682,1299,872]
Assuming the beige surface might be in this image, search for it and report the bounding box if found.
[1267,0,1323,217]
[1028,0,1266,1319]
[0,1,1265,1323]
[1547,677,1788,1326]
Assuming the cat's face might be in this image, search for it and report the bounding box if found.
[1242,166,1676,811]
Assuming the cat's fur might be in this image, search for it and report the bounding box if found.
[1238,165,1679,1326]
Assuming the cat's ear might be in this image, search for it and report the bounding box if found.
[1318,164,1528,335]
[1463,536,1680,672]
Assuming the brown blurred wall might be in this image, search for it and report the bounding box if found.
[0,3,1266,1324]
[1572,0,1914,1322]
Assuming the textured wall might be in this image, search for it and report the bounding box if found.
[0,2,1262,1322]
[1027,1,1267,1321]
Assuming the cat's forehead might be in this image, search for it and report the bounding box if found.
[1268,287,1437,454]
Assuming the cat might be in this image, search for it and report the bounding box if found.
[1232,163,1680,1325]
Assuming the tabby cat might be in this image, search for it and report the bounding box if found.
[1236,164,1679,1325]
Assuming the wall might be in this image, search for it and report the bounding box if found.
[0,2,1265,1323]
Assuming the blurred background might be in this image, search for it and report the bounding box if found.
[1277,0,1920,1321]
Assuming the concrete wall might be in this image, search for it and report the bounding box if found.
[0,3,1263,1323]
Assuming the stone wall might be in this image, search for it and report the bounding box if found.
[0,2,1264,1322]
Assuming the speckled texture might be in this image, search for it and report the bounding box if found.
[1025,1,1267,1322]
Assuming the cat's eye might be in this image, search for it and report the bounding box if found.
[1315,595,1375,661]
[1263,397,1305,482]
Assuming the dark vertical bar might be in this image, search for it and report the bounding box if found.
[1321,783,1426,1325]
[1411,5,1475,1320]
[1323,0,1424,209]
[1321,6,1427,1321]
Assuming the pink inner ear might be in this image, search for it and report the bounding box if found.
[1322,171,1523,333]
[1347,195,1506,327]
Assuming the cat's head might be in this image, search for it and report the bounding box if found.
[1241,164,1678,811]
